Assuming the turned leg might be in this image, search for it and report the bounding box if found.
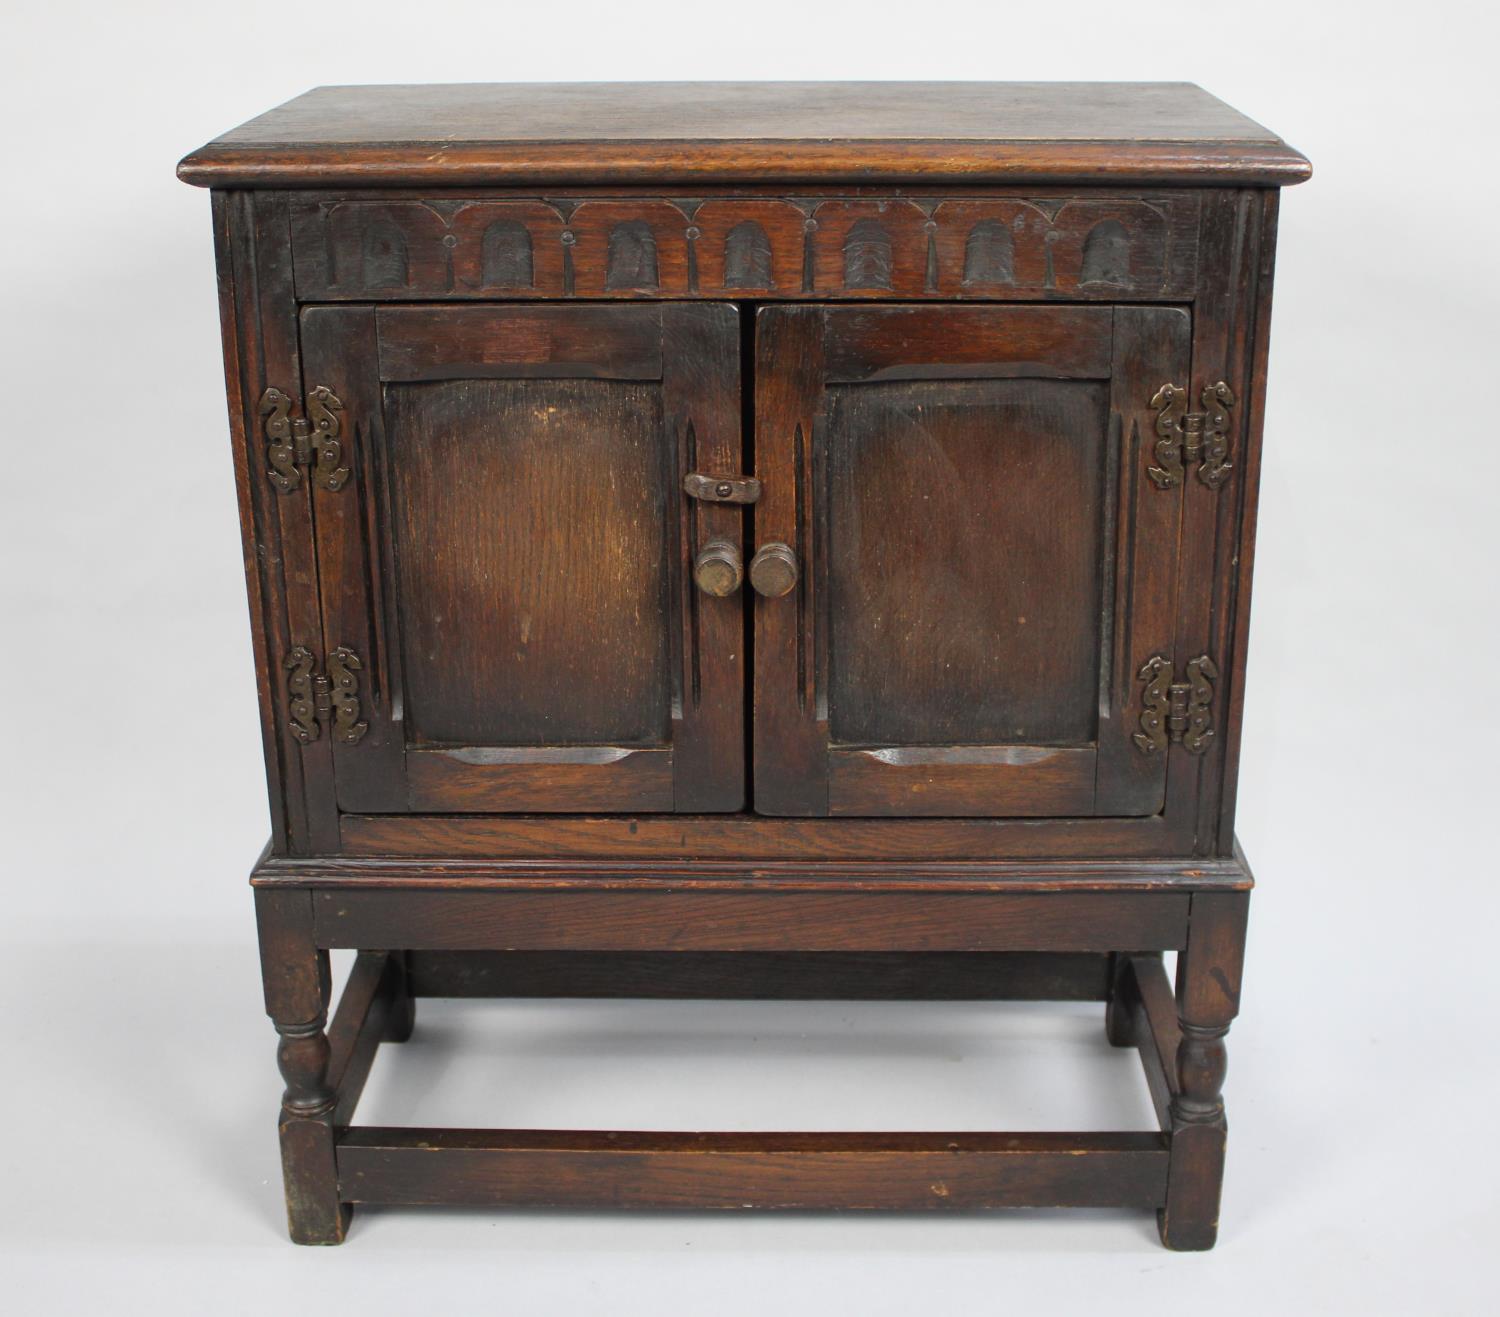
[383,951,416,1043]
[1159,891,1249,1251]
[256,889,350,1245]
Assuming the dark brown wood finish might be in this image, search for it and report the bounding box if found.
[211,194,290,850]
[251,843,1253,891]
[402,950,1116,1000]
[281,192,1204,303]
[337,1128,1171,1211]
[299,301,743,815]
[310,888,1191,952]
[1214,191,1281,850]
[255,888,346,1243]
[753,304,1187,818]
[1158,890,1249,1250]
[297,305,404,811]
[1096,305,1192,813]
[220,194,338,854]
[1171,189,1273,853]
[388,378,670,745]
[184,82,1304,1249]
[338,812,1187,860]
[179,82,1310,188]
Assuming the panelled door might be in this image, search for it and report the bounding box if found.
[752,304,1190,818]
[300,302,744,814]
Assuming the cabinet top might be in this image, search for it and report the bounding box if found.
[177,81,1310,189]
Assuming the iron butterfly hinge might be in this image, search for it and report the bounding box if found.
[1132,654,1218,756]
[260,386,350,494]
[285,646,368,745]
[1147,381,1235,490]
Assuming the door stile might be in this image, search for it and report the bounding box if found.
[1094,306,1192,815]
[300,305,408,811]
[661,303,745,810]
[752,306,830,816]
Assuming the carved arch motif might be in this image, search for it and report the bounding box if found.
[962,220,1016,286]
[361,219,409,289]
[1080,219,1131,286]
[723,221,774,289]
[843,219,893,290]
[480,220,534,288]
[605,221,660,290]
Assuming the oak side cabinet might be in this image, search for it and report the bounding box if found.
[178,82,1309,1249]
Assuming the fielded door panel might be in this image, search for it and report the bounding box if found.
[300,302,744,814]
[752,304,1190,818]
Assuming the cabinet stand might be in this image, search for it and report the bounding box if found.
[256,853,1249,1248]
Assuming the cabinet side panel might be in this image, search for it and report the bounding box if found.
[1173,190,1270,855]
[217,191,337,854]
[211,190,287,851]
[254,192,339,853]
[1215,191,1280,848]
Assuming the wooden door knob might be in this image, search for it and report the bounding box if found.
[693,539,744,597]
[749,542,799,597]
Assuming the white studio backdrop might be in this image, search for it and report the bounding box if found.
[1,2,1495,1312]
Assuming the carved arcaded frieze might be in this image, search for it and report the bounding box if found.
[290,194,1200,302]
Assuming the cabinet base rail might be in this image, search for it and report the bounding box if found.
[337,1127,1170,1210]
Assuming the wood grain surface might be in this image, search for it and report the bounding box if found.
[179,82,1311,187]
[337,1127,1170,1210]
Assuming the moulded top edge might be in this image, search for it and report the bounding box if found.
[177,82,1312,189]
